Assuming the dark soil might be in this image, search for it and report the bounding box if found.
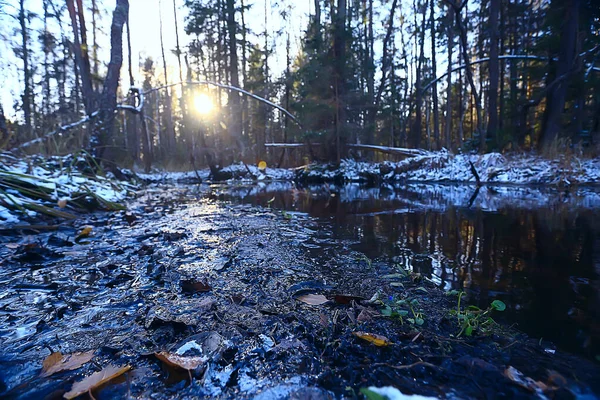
[0,185,598,399]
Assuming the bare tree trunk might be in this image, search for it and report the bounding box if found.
[374,0,398,111]
[487,0,500,149]
[67,0,95,116]
[159,0,175,152]
[42,1,51,127]
[241,0,249,141]
[93,0,129,162]
[411,0,427,149]
[445,6,453,150]
[444,0,483,148]
[365,0,375,146]
[226,0,243,157]
[91,0,99,91]
[333,0,347,162]
[18,0,32,135]
[430,0,440,149]
[540,0,580,150]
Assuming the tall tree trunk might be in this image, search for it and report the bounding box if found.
[93,0,129,162]
[365,0,375,146]
[445,6,453,150]
[374,0,398,120]
[333,0,347,162]
[18,0,32,134]
[159,0,175,152]
[67,0,95,116]
[445,0,483,149]
[411,0,427,149]
[226,0,243,157]
[487,0,500,149]
[91,0,99,91]
[430,0,440,149]
[262,0,270,159]
[540,0,580,150]
[42,1,51,125]
[241,0,249,141]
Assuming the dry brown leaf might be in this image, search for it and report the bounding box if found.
[41,351,94,377]
[296,294,329,306]
[504,366,548,393]
[75,226,93,241]
[352,331,392,347]
[64,364,131,399]
[155,352,206,370]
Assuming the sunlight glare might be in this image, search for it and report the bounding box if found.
[194,93,214,116]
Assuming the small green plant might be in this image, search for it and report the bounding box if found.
[381,297,424,326]
[450,291,506,337]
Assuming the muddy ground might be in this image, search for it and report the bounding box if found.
[0,185,599,399]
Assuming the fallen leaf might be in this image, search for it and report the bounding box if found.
[64,364,131,399]
[41,350,94,377]
[75,226,93,241]
[333,294,365,305]
[352,331,392,347]
[181,279,211,293]
[504,366,548,394]
[295,293,329,306]
[155,351,206,370]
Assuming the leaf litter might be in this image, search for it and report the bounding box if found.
[0,186,598,399]
[63,364,131,399]
[40,351,95,377]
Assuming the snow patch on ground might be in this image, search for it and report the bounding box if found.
[0,152,131,224]
[321,151,600,185]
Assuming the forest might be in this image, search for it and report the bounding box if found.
[1,0,599,170]
[1,1,600,399]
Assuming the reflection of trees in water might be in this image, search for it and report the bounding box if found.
[220,183,600,357]
[342,206,599,357]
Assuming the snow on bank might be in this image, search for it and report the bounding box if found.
[0,153,131,224]
[308,150,600,185]
[137,162,295,183]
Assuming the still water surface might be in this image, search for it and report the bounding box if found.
[216,182,600,359]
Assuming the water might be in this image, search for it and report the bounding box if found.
[216,182,600,359]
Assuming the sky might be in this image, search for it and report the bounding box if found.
[0,0,311,119]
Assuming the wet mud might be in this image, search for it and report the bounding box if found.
[0,185,599,399]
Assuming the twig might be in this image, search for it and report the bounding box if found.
[371,361,438,370]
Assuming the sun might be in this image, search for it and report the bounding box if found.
[193,93,214,116]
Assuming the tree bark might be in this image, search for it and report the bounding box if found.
[226,0,244,156]
[540,0,580,150]
[18,0,32,134]
[445,6,454,150]
[411,0,427,149]
[430,0,440,149]
[487,0,500,148]
[92,0,129,162]
[158,0,175,152]
[333,0,347,162]
[444,0,484,149]
[66,0,95,116]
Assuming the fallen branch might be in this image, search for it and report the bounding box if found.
[348,144,431,157]
[144,80,301,127]
[14,111,99,150]
[469,161,482,186]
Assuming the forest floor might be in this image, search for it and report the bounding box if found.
[1,184,599,399]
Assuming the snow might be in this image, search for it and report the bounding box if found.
[317,151,600,185]
[366,386,438,400]
[0,152,131,224]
